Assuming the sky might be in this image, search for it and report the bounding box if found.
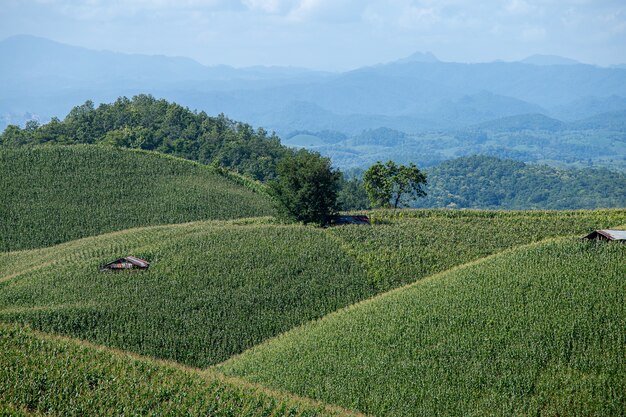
[1,0,625,70]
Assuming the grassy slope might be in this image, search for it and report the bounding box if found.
[0,221,371,367]
[329,209,626,291]
[0,145,274,251]
[1,210,624,369]
[0,324,359,417]
[219,238,626,417]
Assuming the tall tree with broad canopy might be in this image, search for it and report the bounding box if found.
[363,160,427,208]
[268,149,341,226]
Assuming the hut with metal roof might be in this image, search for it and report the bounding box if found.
[100,256,150,271]
[582,230,626,242]
[331,215,371,226]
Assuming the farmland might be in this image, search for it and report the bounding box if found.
[0,221,370,367]
[328,209,626,291]
[220,238,626,417]
[1,210,623,371]
[0,145,274,251]
[1,146,625,416]
[0,324,358,416]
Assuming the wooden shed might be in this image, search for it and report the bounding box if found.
[582,230,626,242]
[100,256,150,271]
[331,215,371,226]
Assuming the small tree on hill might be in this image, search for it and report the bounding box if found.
[363,161,427,208]
[268,149,341,226]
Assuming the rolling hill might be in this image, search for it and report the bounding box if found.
[0,324,358,416]
[0,145,274,251]
[1,209,623,369]
[219,237,626,417]
[1,143,624,416]
[3,35,626,135]
[1,208,625,414]
[0,220,371,367]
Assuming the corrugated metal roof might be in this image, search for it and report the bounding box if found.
[598,230,626,240]
[124,256,150,268]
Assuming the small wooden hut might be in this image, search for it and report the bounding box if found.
[331,215,371,226]
[582,230,626,242]
[100,256,150,271]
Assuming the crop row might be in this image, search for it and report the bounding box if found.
[0,324,356,416]
[0,145,274,251]
[220,239,626,417]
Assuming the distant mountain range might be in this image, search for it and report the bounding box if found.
[2,34,626,171]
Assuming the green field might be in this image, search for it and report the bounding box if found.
[0,145,274,251]
[0,324,358,417]
[2,210,622,371]
[1,147,625,416]
[329,209,626,291]
[0,221,370,367]
[219,238,626,417]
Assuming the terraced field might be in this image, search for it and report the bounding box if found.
[1,158,624,417]
[0,145,274,251]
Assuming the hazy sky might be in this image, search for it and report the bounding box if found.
[1,0,625,70]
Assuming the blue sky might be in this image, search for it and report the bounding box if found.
[1,0,625,70]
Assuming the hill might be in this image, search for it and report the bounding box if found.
[474,113,566,132]
[0,220,372,367]
[1,210,623,369]
[0,324,357,416]
[520,54,582,66]
[0,146,274,251]
[3,36,626,135]
[0,94,291,181]
[219,237,626,417]
[414,156,626,209]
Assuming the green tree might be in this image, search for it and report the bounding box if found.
[363,161,427,208]
[338,175,370,211]
[268,149,341,226]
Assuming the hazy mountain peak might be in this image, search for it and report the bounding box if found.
[396,51,440,64]
[520,54,581,66]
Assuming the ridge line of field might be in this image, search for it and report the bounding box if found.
[0,217,277,283]
[0,302,95,315]
[4,323,368,417]
[216,234,569,368]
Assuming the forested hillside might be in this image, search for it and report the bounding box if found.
[3,96,624,212]
[0,94,289,181]
[415,156,626,209]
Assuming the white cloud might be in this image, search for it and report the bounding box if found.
[520,26,547,41]
[506,0,538,15]
[242,0,295,14]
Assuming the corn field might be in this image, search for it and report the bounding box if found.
[0,145,274,251]
[220,238,626,417]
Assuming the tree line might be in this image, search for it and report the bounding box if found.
[1,95,426,226]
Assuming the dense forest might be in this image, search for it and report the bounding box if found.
[414,155,626,209]
[0,95,289,181]
[2,96,624,211]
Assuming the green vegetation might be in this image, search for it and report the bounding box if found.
[2,209,623,370]
[329,209,626,291]
[269,150,341,225]
[1,208,625,415]
[414,156,626,209]
[363,161,427,208]
[311,115,626,172]
[220,238,626,417]
[0,221,371,367]
[0,324,357,416]
[0,95,290,181]
[0,145,274,251]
